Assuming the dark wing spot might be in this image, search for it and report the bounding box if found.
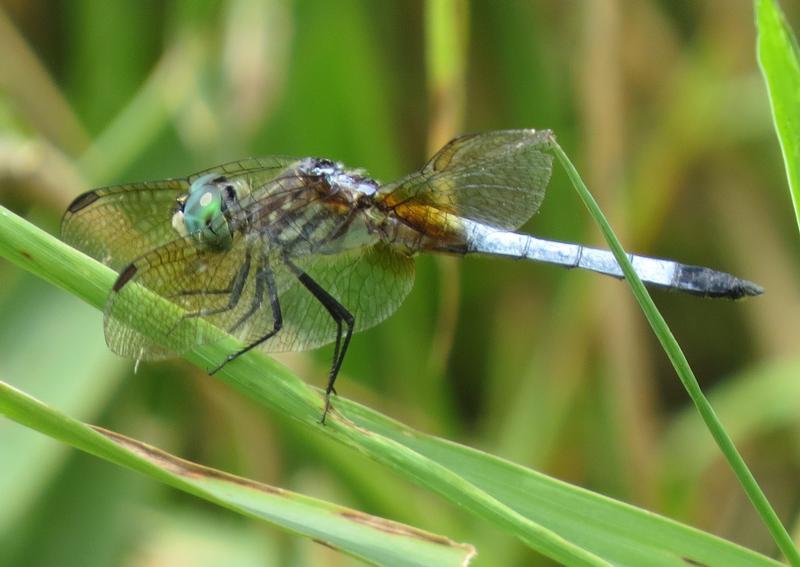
[682,557,711,567]
[212,175,227,183]
[113,263,138,292]
[67,191,101,213]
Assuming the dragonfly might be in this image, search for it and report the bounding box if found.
[62,129,762,422]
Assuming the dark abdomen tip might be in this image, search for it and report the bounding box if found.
[675,265,763,300]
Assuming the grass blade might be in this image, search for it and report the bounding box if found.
[339,397,780,567]
[756,0,800,233]
[549,137,799,565]
[0,381,475,567]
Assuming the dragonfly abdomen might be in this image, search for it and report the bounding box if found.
[461,220,762,299]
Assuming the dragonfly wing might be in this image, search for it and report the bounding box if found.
[261,243,416,353]
[376,129,554,230]
[104,236,414,360]
[187,156,299,188]
[62,156,299,271]
[62,179,188,271]
[103,231,293,361]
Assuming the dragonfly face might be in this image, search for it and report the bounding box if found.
[62,129,761,422]
[172,173,236,250]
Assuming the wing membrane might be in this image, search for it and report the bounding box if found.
[377,129,554,230]
[72,155,415,363]
[61,156,299,271]
[62,179,188,270]
[188,156,297,183]
[103,231,296,361]
[262,243,415,353]
[104,237,414,361]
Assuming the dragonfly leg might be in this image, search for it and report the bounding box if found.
[209,255,283,373]
[285,259,354,424]
[164,248,253,337]
[166,257,252,299]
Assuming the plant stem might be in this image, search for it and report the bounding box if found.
[550,137,800,566]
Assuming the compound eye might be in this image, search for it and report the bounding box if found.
[182,173,225,237]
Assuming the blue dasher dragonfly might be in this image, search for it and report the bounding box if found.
[62,130,762,422]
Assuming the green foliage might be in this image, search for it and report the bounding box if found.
[0,380,475,567]
[757,0,800,233]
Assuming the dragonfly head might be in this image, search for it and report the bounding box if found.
[172,173,234,250]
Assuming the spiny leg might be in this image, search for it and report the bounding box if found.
[209,254,283,374]
[166,249,252,339]
[285,258,354,424]
[228,268,267,335]
[166,248,256,301]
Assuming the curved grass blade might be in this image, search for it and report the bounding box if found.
[549,138,799,565]
[0,381,475,567]
[336,397,782,567]
[663,358,800,498]
[756,0,800,234]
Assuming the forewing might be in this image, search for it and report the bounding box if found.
[62,156,299,271]
[377,129,554,230]
[62,179,188,271]
[262,243,416,353]
[188,156,297,184]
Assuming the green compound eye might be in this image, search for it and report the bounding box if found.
[179,173,233,249]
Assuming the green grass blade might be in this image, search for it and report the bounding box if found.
[425,0,468,148]
[0,381,475,567]
[0,206,606,565]
[549,137,800,565]
[756,0,800,233]
[337,398,781,567]
[0,205,783,565]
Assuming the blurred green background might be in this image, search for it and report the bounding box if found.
[1,1,799,565]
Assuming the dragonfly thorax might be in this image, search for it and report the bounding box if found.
[298,158,379,201]
[171,172,234,250]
